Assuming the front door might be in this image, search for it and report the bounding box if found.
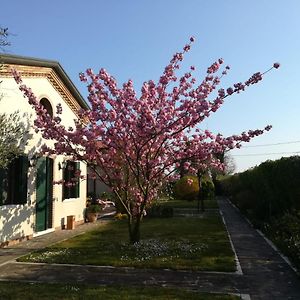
[36,157,53,232]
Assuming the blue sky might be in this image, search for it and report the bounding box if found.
[1,0,300,172]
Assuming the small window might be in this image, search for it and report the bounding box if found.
[0,156,29,205]
[63,161,80,200]
[40,98,53,118]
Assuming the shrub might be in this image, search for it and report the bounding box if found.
[86,204,102,214]
[161,206,173,217]
[173,175,199,201]
[114,198,127,214]
[147,204,173,218]
[147,203,162,217]
[234,190,253,213]
[114,213,128,220]
[266,211,300,270]
[201,177,215,199]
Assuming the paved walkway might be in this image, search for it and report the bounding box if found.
[218,198,300,299]
[0,198,299,300]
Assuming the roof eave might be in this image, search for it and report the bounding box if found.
[0,54,90,110]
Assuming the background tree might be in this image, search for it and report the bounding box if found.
[0,27,28,168]
[0,27,9,51]
[0,113,27,168]
[223,152,236,175]
[211,149,236,195]
[13,37,279,243]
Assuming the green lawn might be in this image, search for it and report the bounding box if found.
[0,282,240,300]
[158,198,219,209]
[19,215,235,272]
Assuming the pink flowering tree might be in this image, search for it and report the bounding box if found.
[176,129,272,212]
[13,37,279,243]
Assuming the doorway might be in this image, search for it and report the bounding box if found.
[35,157,53,232]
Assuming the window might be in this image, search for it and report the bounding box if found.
[40,98,53,118]
[0,155,29,205]
[63,161,80,200]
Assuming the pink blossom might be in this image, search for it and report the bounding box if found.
[187,178,194,186]
[11,69,22,84]
[227,87,234,95]
[79,72,87,82]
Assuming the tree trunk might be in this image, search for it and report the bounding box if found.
[197,171,204,213]
[127,215,141,244]
[211,171,217,193]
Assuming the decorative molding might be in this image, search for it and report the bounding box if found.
[0,64,82,118]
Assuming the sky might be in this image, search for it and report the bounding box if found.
[1,0,300,173]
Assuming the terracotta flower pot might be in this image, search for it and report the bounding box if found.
[87,212,98,223]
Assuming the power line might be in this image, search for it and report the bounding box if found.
[232,151,300,157]
[243,140,300,148]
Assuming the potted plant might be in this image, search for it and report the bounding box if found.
[86,204,102,222]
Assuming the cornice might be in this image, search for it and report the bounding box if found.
[0,64,82,118]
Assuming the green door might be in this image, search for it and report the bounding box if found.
[36,157,53,232]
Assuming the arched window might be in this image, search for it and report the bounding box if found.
[40,98,53,118]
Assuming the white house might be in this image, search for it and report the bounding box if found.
[0,54,90,246]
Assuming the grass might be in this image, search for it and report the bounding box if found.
[19,214,235,272]
[158,197,219,209]
[0,282,241,300]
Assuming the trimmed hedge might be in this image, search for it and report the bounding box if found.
[220,156,300,221]
[265,211,300,269]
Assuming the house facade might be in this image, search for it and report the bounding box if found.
[0,54,90,246]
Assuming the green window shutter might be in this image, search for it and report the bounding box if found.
[63,161,80,199]
[75,162,80,198]
[46,157,53,201]
[63,163,69,200]
[46,157,54,229]
[0,156,28,205]
[63,161,74,200]
[17,155,29,204]
[0,168,7,206]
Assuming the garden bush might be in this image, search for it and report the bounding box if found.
[201,177,215,200]
[147,203,174,218]
[173,175,215,201]
[115,198,127,214]
[265,211,300,270]
[173,175,199,201]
